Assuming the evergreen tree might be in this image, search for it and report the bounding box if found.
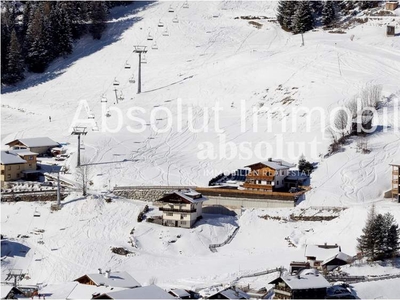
[357,205,377,259]
[1,2,16,82]
[25,5,51,72]
[357,207,400,261]
[277,1,297,32]
[384,213,400,257]
[49,3,73,58]
[322,1,336,26]
[298,155,314,175]
[89,1,108,40]
[5,29,25,84]
[292,1,314,34]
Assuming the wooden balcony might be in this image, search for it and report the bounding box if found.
[392,189,399,195]
[245,175,274,181]
[243,183,273,190]
[159,207,196,213]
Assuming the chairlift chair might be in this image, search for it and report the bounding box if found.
[152,41,158,50]
[80,139,85,150]
[33,209,41,217]
[113,77,119,86]
[101,96,107,103]
[168,5,174,12]
[88,113,95,119]
[183,1,189,8]
[141,54,148,64]
[147,32,153,40]
[158,19,164,27]
[106,109,111,117]
[124,61,131,69]
[119,92,124,101]
[162,27,169,36]
[129,75,136,83]
[173,16,179,23]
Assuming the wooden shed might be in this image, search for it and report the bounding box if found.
[385,1,399,11]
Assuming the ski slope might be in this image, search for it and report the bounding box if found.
[1,1,400,296]
[2,1,399,206]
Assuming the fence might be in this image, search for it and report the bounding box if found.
[209,226,240,253]
[326,273,400,284]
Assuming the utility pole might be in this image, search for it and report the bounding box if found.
[133,46,147,94]
[301,33,304,47]
[71,127,88,167]
[57,171,61,208]
[113,88,119,104]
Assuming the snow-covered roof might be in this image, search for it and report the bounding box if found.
[305,244,341,261]
[77,271,141,289]
[169,288,190,298]
[322,252,353,265]
[245,159,295,170]
[160,189,208,204]
[9,149,38,156]
[40,282,124,299]
[97,285,175,299]
[1,285,15,299]
[273,269,330,290]
[219,287,250,299]
[7,137,59,148]
[1,151,27,165]
[199,286,250,299]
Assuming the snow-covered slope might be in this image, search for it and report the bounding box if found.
[2,1,399,206]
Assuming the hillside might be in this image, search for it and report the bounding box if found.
[1,1,400,297]
[2,1,399,207]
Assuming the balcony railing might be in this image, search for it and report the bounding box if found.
[245,175,275,181]
[159,207,196,213]
[243,183,273,190]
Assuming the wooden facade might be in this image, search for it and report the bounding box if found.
[271,278,328,299]
[391,164,400,202]
[385,1,399,10]
[243,164,277,191]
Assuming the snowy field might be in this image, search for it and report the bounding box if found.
[1,0,400,297]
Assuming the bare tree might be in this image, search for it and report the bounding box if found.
[334,109,350,139]
[361,84,382,108]
[75,157,93,196]
[346,96,359,119]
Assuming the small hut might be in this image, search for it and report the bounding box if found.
[385,1,399,11]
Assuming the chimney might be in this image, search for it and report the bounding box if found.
[105,270,110,278]
[98,268,102,274]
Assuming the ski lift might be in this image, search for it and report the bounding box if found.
[173,15,179,23]
[141,54,147,64]
[124,61,131,69]
[147,32,153,41]
[101,95,107,103]
[168,5,174,12]
[152,41,158,50]
[129,75,136,83]
[162,27,169,36]
[113,77,119,86]
[106,109,111,117]
[80,139,85,150]
[33,209,41,217]
[92,123,99,131]
[158,19,164,27]
[183,1,189,8]
[88,113,95,119]
[118,91,124,101]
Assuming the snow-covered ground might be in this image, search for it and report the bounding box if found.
[1,1,400,297]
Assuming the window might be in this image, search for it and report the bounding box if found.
[7,174,11,179]
[8,166,11,170]
[166,213,173,216]
[1,170,4,175]
[281,170,284,175]
[181,221,186,225]
[29,156,33,160]
[277,181,280,185]
[17,165,20,170]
